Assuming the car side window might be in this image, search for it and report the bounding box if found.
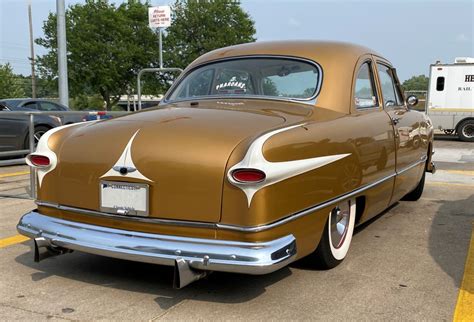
[377,64,402,107]
[354,62,378,109]
[23,102,39,109]
[39,102,61,111]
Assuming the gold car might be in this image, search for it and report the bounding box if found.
[18,41,435,288]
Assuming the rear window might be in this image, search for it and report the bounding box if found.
[167,57,321,102]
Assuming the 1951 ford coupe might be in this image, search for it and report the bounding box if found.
[17,41,435,288]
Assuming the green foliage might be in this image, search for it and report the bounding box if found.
[69,94,104,110]
[36,0,160,110]
[402,75,429,92]
[262,79,278,96]
[163,0,256,69]
[0,63,26,98]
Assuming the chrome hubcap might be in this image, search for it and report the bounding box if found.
[330,201,351,249]
[462,124,474,138]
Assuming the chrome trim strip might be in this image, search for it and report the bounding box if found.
[17,212,297,275]
[396,155,427,175]
[36,157,427,233]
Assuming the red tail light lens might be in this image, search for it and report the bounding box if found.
[231,169,266,183]
[29,155,50,167]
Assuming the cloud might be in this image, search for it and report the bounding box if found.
[455,33,470,42]
[288,17,301,27]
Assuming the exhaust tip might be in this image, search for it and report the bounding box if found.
[173,258,209,289]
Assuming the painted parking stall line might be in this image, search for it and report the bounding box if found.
[0,171,30,179]
[453,224,474,321]
[0,235,29,248]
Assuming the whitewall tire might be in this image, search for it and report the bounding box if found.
[311,198,356,268]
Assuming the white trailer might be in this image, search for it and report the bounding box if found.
[426,57,474,141]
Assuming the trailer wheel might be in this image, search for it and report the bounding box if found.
[458,120,474,142]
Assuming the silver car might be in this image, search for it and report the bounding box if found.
[0,101,62,152]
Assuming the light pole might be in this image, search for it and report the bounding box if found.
[57,0,69,106]
[27,1,36,98]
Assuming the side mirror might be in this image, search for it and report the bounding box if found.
[406,95,418,107]
[385,100,396,107]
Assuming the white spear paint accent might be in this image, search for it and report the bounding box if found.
[26,122,86,188]
[228,124,351,206]
[100,130,152,182]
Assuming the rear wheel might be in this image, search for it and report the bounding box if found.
[458,120,474,142]
[311,199,356,269]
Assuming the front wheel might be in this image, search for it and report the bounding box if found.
[24,126,51,150]
[458,120,474,142]
[310,199,356,269]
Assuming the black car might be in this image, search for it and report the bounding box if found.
[0,101,62,153]
[0,98,83,125]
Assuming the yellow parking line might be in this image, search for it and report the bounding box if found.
[444,170,474,176]
[0,171,30,178]
[453,224,474,321]
[0,234,29,248]
[427,182,474,188]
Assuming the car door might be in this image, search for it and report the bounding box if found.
[350,56,396,221]
[374,60,426,202]
[0,104,28,151]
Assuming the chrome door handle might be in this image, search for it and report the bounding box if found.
[391,117,400,125]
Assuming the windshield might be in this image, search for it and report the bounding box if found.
[0,99,23,109]
[167,57,321,102]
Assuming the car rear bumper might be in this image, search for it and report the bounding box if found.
[17,211,297,275]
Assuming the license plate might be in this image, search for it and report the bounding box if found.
[100,181,149,216]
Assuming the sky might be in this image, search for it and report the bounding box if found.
[0,0,472,81]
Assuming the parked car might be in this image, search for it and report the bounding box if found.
[82,113,113,122]
[17,41,435,288]
[0,98,83,125]
[0,101,62,152]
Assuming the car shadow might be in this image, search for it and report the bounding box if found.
[434,134,459,141]
[291,203,399,271]
[428,194,474,290]
[14,249,292,308]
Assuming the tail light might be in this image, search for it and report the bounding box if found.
[28,155,50,167]
[231,169,266,183]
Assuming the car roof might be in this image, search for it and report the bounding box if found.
[191,41,381,66]
[0,98,29,108]
[0,98,69,109]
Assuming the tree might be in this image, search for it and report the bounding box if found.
[36,0,160,110]
[0,63,26,98]
[402,75,429,92]
[163,0,256,70]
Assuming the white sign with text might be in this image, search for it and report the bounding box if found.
[148,6,171,28]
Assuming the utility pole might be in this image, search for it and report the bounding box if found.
[57,0,69,106]
[27,1,36,98]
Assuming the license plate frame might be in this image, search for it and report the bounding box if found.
[99,181,149,217]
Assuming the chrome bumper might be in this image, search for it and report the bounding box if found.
[17,211,297,275]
